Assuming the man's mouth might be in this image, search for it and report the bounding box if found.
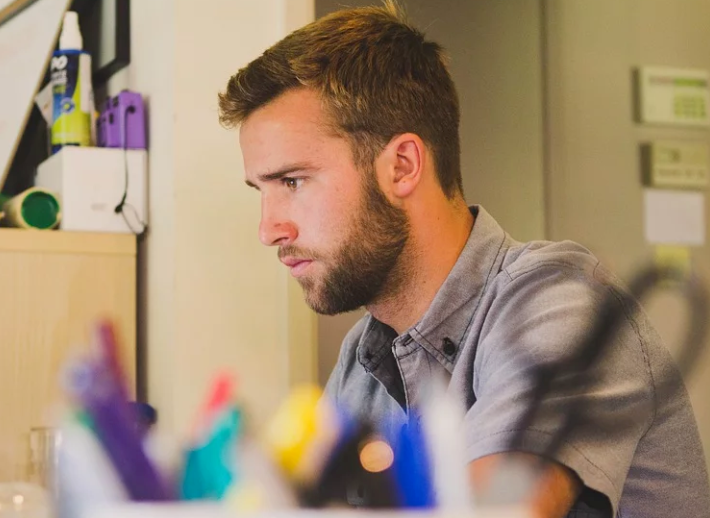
[279,257,314,277]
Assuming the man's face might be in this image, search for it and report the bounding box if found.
[240,88,409,315]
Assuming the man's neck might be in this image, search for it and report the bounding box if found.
[367,200,474,335]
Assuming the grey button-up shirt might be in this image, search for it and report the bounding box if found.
[325,206,710,517]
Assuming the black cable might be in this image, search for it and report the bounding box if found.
[114,103,147,236]
[509,264,709,466]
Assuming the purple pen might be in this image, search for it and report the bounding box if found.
[67,327,173,501]
[93,319,130,400]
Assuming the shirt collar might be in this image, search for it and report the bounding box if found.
[357,314,398,371]
[357,206,510,373]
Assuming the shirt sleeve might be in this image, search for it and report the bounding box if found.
[464,262,655,515]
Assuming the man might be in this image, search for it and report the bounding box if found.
[218,2,710,517]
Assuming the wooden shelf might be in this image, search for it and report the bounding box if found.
[0,228,136,255]
[0,230,137,482]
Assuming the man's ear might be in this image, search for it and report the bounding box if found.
[377,133,425,200]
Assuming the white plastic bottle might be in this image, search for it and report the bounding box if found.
[50,11,94,153]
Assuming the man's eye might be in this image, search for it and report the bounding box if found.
[282,178,303,191]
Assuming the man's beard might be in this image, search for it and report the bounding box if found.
[280,172,410,315]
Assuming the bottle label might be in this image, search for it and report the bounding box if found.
[51,51,91,147]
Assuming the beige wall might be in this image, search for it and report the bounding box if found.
[315,0,546,384]
[109,0,317,436]
[544,0,710,468]
[107,0,178,431]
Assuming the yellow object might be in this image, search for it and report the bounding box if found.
[264,385,323,475]
[654,245,692,277]
[263,384,340,485]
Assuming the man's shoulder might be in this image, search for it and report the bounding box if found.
[500,238,601,282]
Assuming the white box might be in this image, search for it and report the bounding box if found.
[636,66,710,127]
[36,147,147,233]
[643,141,709,189]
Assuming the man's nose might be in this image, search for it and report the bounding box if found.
[259,202,297,246]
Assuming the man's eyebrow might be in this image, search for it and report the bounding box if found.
[244,163,318,189]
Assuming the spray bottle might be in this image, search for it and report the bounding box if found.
[50,11,94,153]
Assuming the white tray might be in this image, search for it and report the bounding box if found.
[83,504,532,518]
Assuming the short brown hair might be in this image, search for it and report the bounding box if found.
[218,1,462,198]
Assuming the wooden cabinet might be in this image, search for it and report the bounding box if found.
[0,229,136,482]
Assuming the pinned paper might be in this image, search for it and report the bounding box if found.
[644,189,706,245]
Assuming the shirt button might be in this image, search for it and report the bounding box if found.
[442,337,457,356]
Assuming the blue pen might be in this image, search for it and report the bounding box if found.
[390,415,435,508]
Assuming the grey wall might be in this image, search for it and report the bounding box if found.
[315,2,710,474]
[543,0,710,469]
[316,0,546,384]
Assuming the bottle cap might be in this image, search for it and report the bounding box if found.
[21,190,61,229]
[59,11,83,50]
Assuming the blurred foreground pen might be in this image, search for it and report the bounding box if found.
[391,414,435,508]
[65,320,174,501]
[264,385,404,508]
[55,411,129,518]
[419,378,473,510]
[181,374,241,500]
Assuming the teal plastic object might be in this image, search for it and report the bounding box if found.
[180,407,242,500]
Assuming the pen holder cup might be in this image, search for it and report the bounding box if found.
[27,427,61,493]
